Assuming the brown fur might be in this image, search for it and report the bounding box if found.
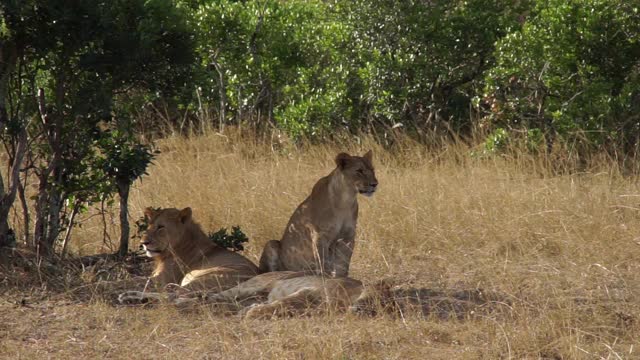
[141,207,258,291]
[258,151,377,277]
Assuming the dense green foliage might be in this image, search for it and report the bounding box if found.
[187,0,355,137]
[4,0,638,148]
[186,0,531,137]
[177,0,638,149]
[341,0,528,133]
[0,0,192,250]
[485,0,640,152]
[1,0,639,253]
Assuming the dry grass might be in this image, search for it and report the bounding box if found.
[2,129,640,359]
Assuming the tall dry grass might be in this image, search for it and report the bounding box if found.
[2,129,640,359]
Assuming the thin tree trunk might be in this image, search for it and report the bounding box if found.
[117,180,130,257]
[17,179,30,246]
[0,157,6,247]
[34,173,49,255]
[99,198,114,252]
[60,203,79,259]
[44,185,62,249]
[35,87,64,256]
[211,57,227,132]
[0,175,9,246]
[43,78,65,252]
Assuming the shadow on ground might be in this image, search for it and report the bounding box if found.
[388,287,512,320]
[0,247,152,305]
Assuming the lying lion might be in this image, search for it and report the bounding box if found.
[139,207,258,291]
[119,270,394,319]
[258,150,378,277]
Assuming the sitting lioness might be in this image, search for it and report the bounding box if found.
[140,207,258,291]
[258,150,377,277]
[119,271,394,319]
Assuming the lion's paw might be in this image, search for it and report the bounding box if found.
[118,291,148,305]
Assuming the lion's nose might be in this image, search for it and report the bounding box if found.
[370,181,378,188]
[141,239,150,246]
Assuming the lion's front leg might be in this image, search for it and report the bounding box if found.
[311,232,334,275]
[258,240,282,273]
[241,288,318,319]
[118,290,167,305]
[117,282,183,305]
[331,231,355,277]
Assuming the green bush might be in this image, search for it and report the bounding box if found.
[484,0,640,151]
[208,226,249,252]
[189,0,352,137]
[187,0,529,139]
[342,0,528,134]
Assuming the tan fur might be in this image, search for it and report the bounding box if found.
[173,271,394,319]
[141,207,258,291]
[258,151,378,277]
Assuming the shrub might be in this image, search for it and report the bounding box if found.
[484,0,640,152]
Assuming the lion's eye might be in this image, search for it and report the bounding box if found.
[357,168,365,174]
[157,225,165,230]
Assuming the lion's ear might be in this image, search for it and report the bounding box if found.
[372,278,394,292]
[363,150,373,163]
[179,207,192,223]
[335,152,351,169]
[144,207,156,220]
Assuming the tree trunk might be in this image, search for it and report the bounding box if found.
[34,173,49,255]
[211,57,227,132]
[117,180,130,257]
[0,161,7,247]
[44,179,62,249]
[0,37,20,248]
[0,222,13,248]
[0,128,28,248]
[0,39,17,129]
[34,87,64,256]
[17,179,30,246]
[0,173,13,247]
[60,203,79,259]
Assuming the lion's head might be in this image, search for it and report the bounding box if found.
[141,207,194,258]
[335,150,378,197]
[349,278,396,315]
